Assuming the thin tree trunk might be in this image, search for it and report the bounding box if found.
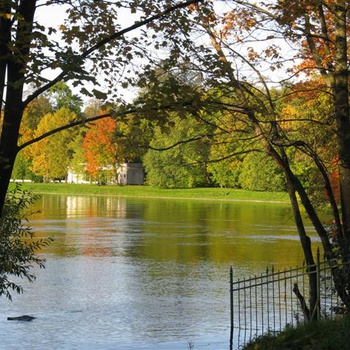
[286,175,319,319]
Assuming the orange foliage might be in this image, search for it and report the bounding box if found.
[282,77,328,103]
[83,118,117,178]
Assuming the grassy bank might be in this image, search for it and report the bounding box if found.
[243,315,350,350]
[12,182,289,203]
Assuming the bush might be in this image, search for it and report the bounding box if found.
[0,184,53,300]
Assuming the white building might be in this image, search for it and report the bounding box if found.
[117,163,144,185]
[67,163,144,185]
[66,168,91,184]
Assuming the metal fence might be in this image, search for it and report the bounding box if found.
[229,250,348,349]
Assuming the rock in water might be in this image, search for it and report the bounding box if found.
[7,315,35,321]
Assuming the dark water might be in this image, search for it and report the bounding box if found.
[0,195,321,349]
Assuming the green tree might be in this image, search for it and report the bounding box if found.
[11,152,40,181]
[68,132,87,180]
[207,156,242,189]
[205,99,251,189]
[113,115,152,163]
[48,81,83,114]
[239,152,286,192]
[143,116,211,188]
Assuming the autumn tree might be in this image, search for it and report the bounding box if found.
[21,94,52,131]
[133,0,350,317]
[278,81,336,202]
[82,118,117,183]
[14,83,81,180]
[29,107,78,181]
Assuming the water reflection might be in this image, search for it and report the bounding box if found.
[0,194,322,350]
[31,195,312,269]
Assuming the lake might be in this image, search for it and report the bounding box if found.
[0,194,321,350]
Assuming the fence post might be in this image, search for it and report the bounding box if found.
[230,266,233,346]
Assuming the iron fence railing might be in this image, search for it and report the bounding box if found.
[229,249,349,349]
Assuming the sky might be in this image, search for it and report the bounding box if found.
[34,2,138,105]
[31,1,296,107]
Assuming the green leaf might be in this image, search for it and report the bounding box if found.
[92,89,107,100]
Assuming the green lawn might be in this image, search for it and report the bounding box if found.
[12,182,289,203]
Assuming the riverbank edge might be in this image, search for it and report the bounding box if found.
[12,183,290,204]
[242,314,350,350]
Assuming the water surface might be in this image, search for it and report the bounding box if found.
[0,195,320,349]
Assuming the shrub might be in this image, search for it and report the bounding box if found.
[0,184,53,300]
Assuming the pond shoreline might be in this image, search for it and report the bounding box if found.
[14,182,290,204]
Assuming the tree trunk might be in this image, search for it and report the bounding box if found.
[0,0,37,215]
[0,74,24,214]
[333,7,350,239]
[286,174,319,319]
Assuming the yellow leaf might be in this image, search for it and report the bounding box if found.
[0,13,11,19]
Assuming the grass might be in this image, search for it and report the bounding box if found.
[11,182,290,203]
[242,315,350,350]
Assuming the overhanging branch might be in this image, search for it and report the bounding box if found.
[18,113,112,151]
[17,99,206,152]
[24,0,205,106]
[146,133,217,151]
